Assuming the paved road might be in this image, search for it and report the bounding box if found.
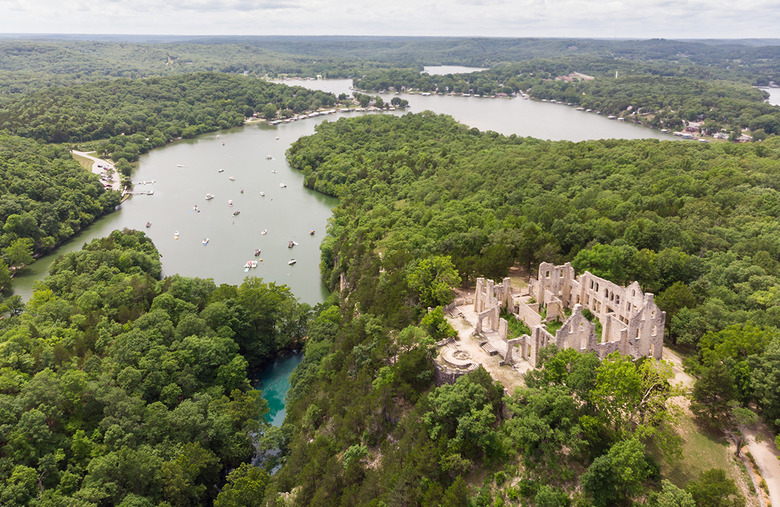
[71,150,121,192]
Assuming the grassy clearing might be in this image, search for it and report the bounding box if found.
[657,408,758,505]
[71,153,94,170]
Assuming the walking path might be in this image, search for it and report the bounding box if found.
[664,347,778,505]
[71,150,122,192]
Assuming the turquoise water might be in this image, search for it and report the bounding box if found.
[254,353,304,426]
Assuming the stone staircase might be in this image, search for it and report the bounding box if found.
[480,340,499,356]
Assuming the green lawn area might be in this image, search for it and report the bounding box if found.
[71,152,94,171]
[656,408,755,502]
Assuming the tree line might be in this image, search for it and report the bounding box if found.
[354,62,780,138]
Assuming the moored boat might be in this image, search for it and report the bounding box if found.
[146,221,151,228]
[205,193,214,200]
[254,249,261,256]
[288,259,297,265]
[232,210,240,216]
[279,183,287,188]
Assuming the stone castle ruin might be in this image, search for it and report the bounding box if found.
[437,262,665,382]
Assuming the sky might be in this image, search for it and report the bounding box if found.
[1,0,779,39]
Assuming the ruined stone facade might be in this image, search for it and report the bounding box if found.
[527,262,665,364]
[433,265,665,385]
[469,263,664,369]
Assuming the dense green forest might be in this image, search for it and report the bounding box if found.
[0,229,314,505]
[0,72,342,163]
[268,112,780,504]
[0,133,119,294]
[2,37,780,83]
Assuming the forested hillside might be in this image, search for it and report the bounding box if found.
[0,134,119,299]
[0,73,341,162]
[0,229,314,505]
[269,112,780,504]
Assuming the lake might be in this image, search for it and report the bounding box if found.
[277,76,673,142]
[13,119,356,306]
[761,87,780,106]
[18,76,673,302]
[423,65,488,75]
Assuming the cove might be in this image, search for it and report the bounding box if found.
[254,353,304,426]
[13,118,370,306]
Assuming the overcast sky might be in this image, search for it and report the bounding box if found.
[1,0,778,39]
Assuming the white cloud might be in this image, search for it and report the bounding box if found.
[0,0,778,37]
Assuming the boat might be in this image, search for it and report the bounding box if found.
[240,188,245,194]
[250,261,258,268]
[205,193,214,200]
[266,155,272,160]
[261,229,268,235]
[254,249,261,256]
[271,170,279,174]
[288,240,298,248]
[202,238,209,246]
[229,176,235,181]
[145,221,151,228]
[192,205,200,212]
[275,136,280,140]
[279,183,287,188]
[309,229,315,236]
[233,210,240,216]
[244,261,251,272]
[228,200,233,206]
[218,169,224,173]
[259,192,265,197]
[288,259,297,265]
[177,164,184,167]
[174,231,180,239]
